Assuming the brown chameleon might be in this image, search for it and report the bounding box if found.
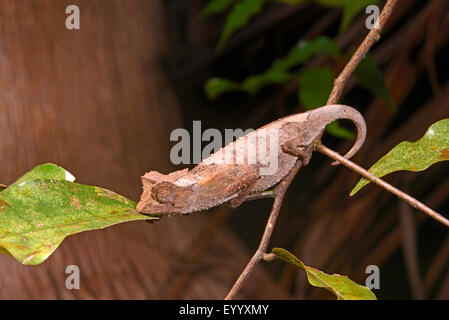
[137,104,366,215]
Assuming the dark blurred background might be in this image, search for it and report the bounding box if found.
[0,0,448,299]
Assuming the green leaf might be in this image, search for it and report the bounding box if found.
[241,37,340,94]
[276,0,308,5]
[218,0,267,50]
[326,121,356,140]
[10,163,76,188]
[298,67,334,109]
[205,37,340,98]
[351,119,449,195]
[339,0,379,32]
[316,0,379,32]
[355,53,396,111]
[298,67,355,139]
[0,163,75,193]
[242,68,291,95]
[272,248,376,300]
[204,77,239,99]
[0,165,158,265]
[0,246,10,256]
[281,36,340,68]
[201,0,237,18]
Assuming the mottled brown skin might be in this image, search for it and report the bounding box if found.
[137,105,367,216]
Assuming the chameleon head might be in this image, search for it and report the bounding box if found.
[137,176,194,215]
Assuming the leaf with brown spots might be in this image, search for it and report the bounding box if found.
[351,119,449,195]
[0,164,158,265]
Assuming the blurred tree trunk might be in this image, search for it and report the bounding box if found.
[0,0,288,299]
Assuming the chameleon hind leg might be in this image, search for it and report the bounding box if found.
[227,172,260,209]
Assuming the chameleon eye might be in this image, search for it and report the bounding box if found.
[152,182,176,204]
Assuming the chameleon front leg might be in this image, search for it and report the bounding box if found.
[281,138,313,166]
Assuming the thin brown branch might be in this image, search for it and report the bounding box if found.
[327,0,399,105]
[225,160,303,300]
[316,142,449,228]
